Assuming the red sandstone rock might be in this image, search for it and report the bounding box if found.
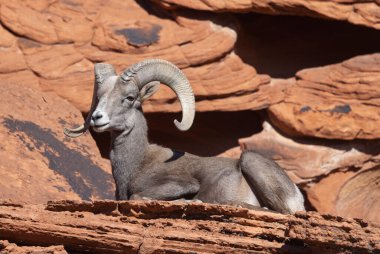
[144,53,277,113]
[0,70,40,88]
[0,240,67,254]
[236,121,380,223]
[0,82,114,204]
[306,169,380,223]
[268,54,380,139]
[0,1,93,45]
[0,0,379,238]
[154,0,380,30]
[239,121,380,183]
[218,146,242,159]
[0,200,379,253]
[334,169,380,223]
[306,170,354,212]
[0,0,273,113]
[0,23,16,47]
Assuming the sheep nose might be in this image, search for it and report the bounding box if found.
[92,111,103,121]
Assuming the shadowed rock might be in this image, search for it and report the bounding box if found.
[0,82,114,203]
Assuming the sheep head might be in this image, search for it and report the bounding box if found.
[64,59,195,137]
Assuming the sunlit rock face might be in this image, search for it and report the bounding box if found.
[0,0,275,113]
[1,200,379,253]
[0,0,379,226]
[0,83,114,203]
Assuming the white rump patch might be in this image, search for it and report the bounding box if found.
[286,184,306,213]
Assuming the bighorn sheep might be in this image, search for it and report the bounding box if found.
[64,59,305,214]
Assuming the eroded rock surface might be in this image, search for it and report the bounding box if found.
[0,0,379,240]
[155,0,380,30]
[0,240,67,254]
[236,121,380,223]
[0,82,114,203]
[0,200,379,253]
[0,0,276,113]
[268,54,380,139]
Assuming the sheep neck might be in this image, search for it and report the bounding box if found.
[109,113,148,199]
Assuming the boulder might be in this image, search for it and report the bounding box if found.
[154,0,380,30]
[0,82,114,204]
[268,54,380,139]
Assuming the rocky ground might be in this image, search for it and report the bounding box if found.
[1,199,379,253]
[0,0,379,252]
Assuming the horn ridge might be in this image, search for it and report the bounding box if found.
[121,59,195,131]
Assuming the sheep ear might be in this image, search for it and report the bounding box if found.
[140,81,160,101]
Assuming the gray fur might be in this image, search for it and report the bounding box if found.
[65,60,305,214]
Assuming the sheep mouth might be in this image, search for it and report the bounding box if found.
[94,122,109,127]
[93,122,110,131]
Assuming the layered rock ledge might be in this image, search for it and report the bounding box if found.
[154,0,380,30]
[268,54,380,140]
[1,200,379,253]
[0,0,275,113]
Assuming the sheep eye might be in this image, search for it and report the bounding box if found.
[123,96,134,103]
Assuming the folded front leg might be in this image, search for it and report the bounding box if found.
[129,179,200,201]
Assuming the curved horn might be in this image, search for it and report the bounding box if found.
[64,63,116,138]
[121,59,195,131]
